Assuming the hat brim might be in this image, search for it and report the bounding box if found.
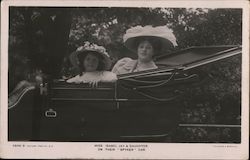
[76,50,112,70]
[124,36,175,55]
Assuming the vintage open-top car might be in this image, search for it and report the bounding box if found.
[8,45,242,142]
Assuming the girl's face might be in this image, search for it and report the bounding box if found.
[83,53,99,72]
[137,40,154,62]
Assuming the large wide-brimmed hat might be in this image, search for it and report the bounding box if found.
[123,25,178,55]
[74,41,112,70]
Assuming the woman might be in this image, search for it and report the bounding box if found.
[66,42,117,87]
[112,25,177,74]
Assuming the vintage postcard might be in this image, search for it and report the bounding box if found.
[0,0,249,159]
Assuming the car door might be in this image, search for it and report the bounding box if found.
[38,81,117,141]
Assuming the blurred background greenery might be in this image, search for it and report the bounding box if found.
[8,7,242,142]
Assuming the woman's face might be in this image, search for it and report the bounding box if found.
[137,40,154,62]
[83,53,99,72]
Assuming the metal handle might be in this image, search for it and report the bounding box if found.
[45,108,57,118]
[40,83,48,95]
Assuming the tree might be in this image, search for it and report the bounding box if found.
[9,7,71,86]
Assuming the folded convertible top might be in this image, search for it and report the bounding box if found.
[118,45,242,79]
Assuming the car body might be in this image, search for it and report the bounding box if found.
[8,45,242,142]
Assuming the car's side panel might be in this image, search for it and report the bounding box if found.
[8,88,38,141]
[38,83,118,141]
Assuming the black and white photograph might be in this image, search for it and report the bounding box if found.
[1,0,249,159]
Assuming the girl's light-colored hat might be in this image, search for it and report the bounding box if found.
[123,25,178,54]
[75,41,112,70]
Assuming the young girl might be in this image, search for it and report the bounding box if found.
[66,42,117,86]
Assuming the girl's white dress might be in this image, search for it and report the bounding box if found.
[66,71,117,84]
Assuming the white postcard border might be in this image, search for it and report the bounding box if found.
[1,0,249,159]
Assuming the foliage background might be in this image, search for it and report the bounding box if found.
[8,7,242,142]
